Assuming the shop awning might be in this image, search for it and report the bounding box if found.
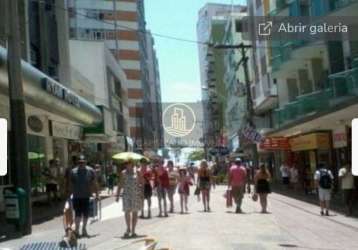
[0,47,102,126]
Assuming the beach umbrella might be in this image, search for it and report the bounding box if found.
[112,152,149,162]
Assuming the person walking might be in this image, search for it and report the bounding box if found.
[254,164,271,213]
[106,164,116,195]
[139,159,153,219]
[198,161,212,212]
[43,159,59,204]
[178,168,192,214]
[339,161,355,216]
[228,158,247,213]
[314,163,334,216]
[116,160,143,238]
[167,161,179,213]
[290,165,299,191]
[66,155,98,238]
[280,162,290,187]
[154,161,170,217]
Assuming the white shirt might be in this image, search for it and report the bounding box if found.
[314,169,334,188]
[338,167,354,190]
[280,165,290,178]
[290,168,299,183]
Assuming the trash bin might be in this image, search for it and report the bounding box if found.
[3,187,27,227]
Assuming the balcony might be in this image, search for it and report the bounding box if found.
[269,0,289,16]
[274,67,358,128]
[311,0,358,16]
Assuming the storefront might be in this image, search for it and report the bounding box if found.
[289,132,332,192]
[259,137,291,178]
[0,46,102,210]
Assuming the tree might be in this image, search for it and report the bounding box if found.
[188,149,205,161]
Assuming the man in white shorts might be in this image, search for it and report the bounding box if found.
[314,163,334,216]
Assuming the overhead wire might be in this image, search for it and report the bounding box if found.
[28,0,334,49]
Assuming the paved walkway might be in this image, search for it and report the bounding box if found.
[1,186,358,250]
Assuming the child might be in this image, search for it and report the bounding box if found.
[178,168,193,214]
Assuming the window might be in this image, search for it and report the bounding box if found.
[236,21,243,33]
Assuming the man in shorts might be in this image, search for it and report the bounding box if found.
[228,158,247,213]
[66,155,98,237]
[314,163,334,216]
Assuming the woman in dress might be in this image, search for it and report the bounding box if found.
[198,161,212,212]
[178,168,193,214]
[116,160,143,238]
[254,164,271,213]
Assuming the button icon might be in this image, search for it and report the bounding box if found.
[259,21,273,36]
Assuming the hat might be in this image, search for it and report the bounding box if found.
[235,157,242,162]
[78,155,86,162]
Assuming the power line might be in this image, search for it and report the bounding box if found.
[28,0,334,49]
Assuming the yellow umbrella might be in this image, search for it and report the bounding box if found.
[112,152,149,162]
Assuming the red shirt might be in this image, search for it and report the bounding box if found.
[157,167,170,188]
[229,164,247,187]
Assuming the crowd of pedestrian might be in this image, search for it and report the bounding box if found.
[279,160,356,217]
[61,153,356,242]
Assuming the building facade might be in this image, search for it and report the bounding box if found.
[68,0,156,151]
[197,3,245,158]
[145,31,164,151]
[261,0,358,186]
[222,13,252,155]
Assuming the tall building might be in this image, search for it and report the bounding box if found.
[146,31,164,150]
[0,1,102,211]
[68,0,153,150]
[259,0,358,179]
[196,3,245,157]
[222,12,252,155]
[247,0,278,167]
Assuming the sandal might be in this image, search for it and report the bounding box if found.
[123,232,130,238]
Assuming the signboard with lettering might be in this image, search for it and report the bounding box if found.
[242,126,265,144]
[42,78,80,108]
[259,137,290,150]
[50,121,82,140]
[333,127,347,148]
[289,133,330,151]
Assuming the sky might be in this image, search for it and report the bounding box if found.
[144,0,246,103]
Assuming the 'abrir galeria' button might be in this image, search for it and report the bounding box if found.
[0,118,7,176]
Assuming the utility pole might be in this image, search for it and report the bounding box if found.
[213,43,259,169]
[7,0,32,235]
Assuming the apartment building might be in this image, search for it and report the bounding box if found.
[266,0,358,179]
[68,0,154,151]
[146,31,164,150]
[197,3,245,153]
[222,12,253,155]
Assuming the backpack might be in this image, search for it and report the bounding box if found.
[319,169,332,189]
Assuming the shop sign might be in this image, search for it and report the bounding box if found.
[259,137,290,150]
[242,126,265,143]
[333,127,347,148]
[50,121,82,140]
[27,115,43,133]
[290,133,330,151]
[42,78,80,108]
